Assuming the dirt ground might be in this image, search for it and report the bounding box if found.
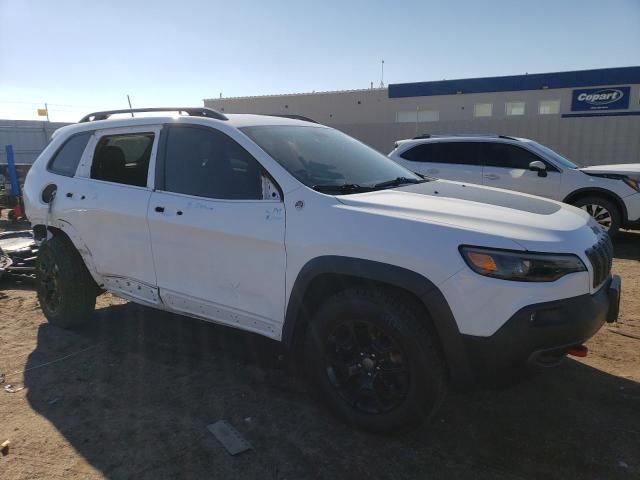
[0,225,639,480]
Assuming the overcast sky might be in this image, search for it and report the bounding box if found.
[1,0,639,122]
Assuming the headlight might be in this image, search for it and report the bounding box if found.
[459,246,586,282]
[622,176,640,192]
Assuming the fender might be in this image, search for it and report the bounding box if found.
[35,220,105,287]
[283,256,475,387]
[563,187,628,222]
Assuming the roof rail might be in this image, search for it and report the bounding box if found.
[266,114,320,124]
[78,107,228,123]
[412,133,523,140]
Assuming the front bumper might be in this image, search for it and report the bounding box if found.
[461,275,620,383]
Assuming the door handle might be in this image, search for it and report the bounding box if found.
[484,174,500,180]
[155,206,165,213]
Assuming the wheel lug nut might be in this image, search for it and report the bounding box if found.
[360,352,364,356]
[357,363,362,368]
[367,373,372,376]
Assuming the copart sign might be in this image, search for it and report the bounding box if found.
[571,86,630,111]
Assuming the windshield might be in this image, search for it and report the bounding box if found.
[241,125,423,192]
[528,141,580,169]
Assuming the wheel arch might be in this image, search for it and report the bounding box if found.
[563,188,628,222]
[33,222,103,286]
[283,256,474,387]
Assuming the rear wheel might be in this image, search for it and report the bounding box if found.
[305,287,447,433]
[571,196,621,236]
[36,235,97,328]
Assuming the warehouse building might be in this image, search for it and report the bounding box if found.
[205,66,640,165]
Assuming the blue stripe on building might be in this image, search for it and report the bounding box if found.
[388,66,640,98]
[561,111,640,119]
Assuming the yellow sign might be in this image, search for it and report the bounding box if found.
[37,108,48,116]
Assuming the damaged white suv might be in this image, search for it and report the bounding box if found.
[25,108,621,433]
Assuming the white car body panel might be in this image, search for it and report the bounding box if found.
[147,190,286,339]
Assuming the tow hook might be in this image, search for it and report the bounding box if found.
[566,345,588,358]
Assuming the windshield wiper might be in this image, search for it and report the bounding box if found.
[372,176,425,189]
[312,183,373,194]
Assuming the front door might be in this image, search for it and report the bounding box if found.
[147,124,286,338]
[480,142,562,199]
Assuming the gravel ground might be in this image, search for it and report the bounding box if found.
[0,225,639,480]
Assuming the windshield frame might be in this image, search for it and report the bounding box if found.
[240,124,425,194]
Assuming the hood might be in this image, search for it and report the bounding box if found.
[336,180,599,252]
[579,163,640,176]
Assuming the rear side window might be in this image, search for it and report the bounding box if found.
[401,142,480,165]
[162,126,263,200]
[481,143,543,169]
[48,132,92,177]
[90,133,154,187]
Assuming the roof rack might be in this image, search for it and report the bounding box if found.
[79,107,228,123]
[412,133,520,140]
[267,114,320,124]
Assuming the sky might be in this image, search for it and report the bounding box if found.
[1,0,639,122]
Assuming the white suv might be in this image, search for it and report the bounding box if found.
[25,108,620,433]
[389,135,640,236]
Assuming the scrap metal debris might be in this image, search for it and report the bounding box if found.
[1,440,9,456]
[0,230,38,279]
[207,420,253,456]
[0,251,12,281]
[4,384,24,393]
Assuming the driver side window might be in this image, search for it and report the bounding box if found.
[481,143,544,169]
[162,126,274,200]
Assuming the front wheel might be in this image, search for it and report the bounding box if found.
[571,196,621,237]
[36,235,97,328]
[305,288,447,433]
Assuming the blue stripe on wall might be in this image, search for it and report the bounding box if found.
[388,66,640,98]
[561,111,640,118]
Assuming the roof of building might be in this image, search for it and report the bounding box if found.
[388,66,640,98]
[204,87,386,102]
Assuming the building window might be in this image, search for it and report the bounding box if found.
[539,100,560,115]
[396,110,439,123]
[474,103,493,117]
[505,101,526,116]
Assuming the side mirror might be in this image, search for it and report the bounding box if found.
[529,160,547,177]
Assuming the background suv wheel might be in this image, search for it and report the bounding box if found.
[571,196,621,236]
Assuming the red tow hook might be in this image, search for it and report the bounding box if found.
[567,345,588,358]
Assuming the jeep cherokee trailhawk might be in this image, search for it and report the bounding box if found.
[24,107,621,433]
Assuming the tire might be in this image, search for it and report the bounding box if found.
[304,287,447,433]
[571,196,622,237]
[36,235,97,328]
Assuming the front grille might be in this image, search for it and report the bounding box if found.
[585,234,613,288]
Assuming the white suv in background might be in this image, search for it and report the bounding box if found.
[25,108,620,433]
[389,135,640,236]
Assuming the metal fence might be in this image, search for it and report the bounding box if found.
[0,120,70,165]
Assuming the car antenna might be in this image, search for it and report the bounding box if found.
[127,94,134,117]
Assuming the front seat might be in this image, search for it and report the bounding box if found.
[93,145,126,184]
